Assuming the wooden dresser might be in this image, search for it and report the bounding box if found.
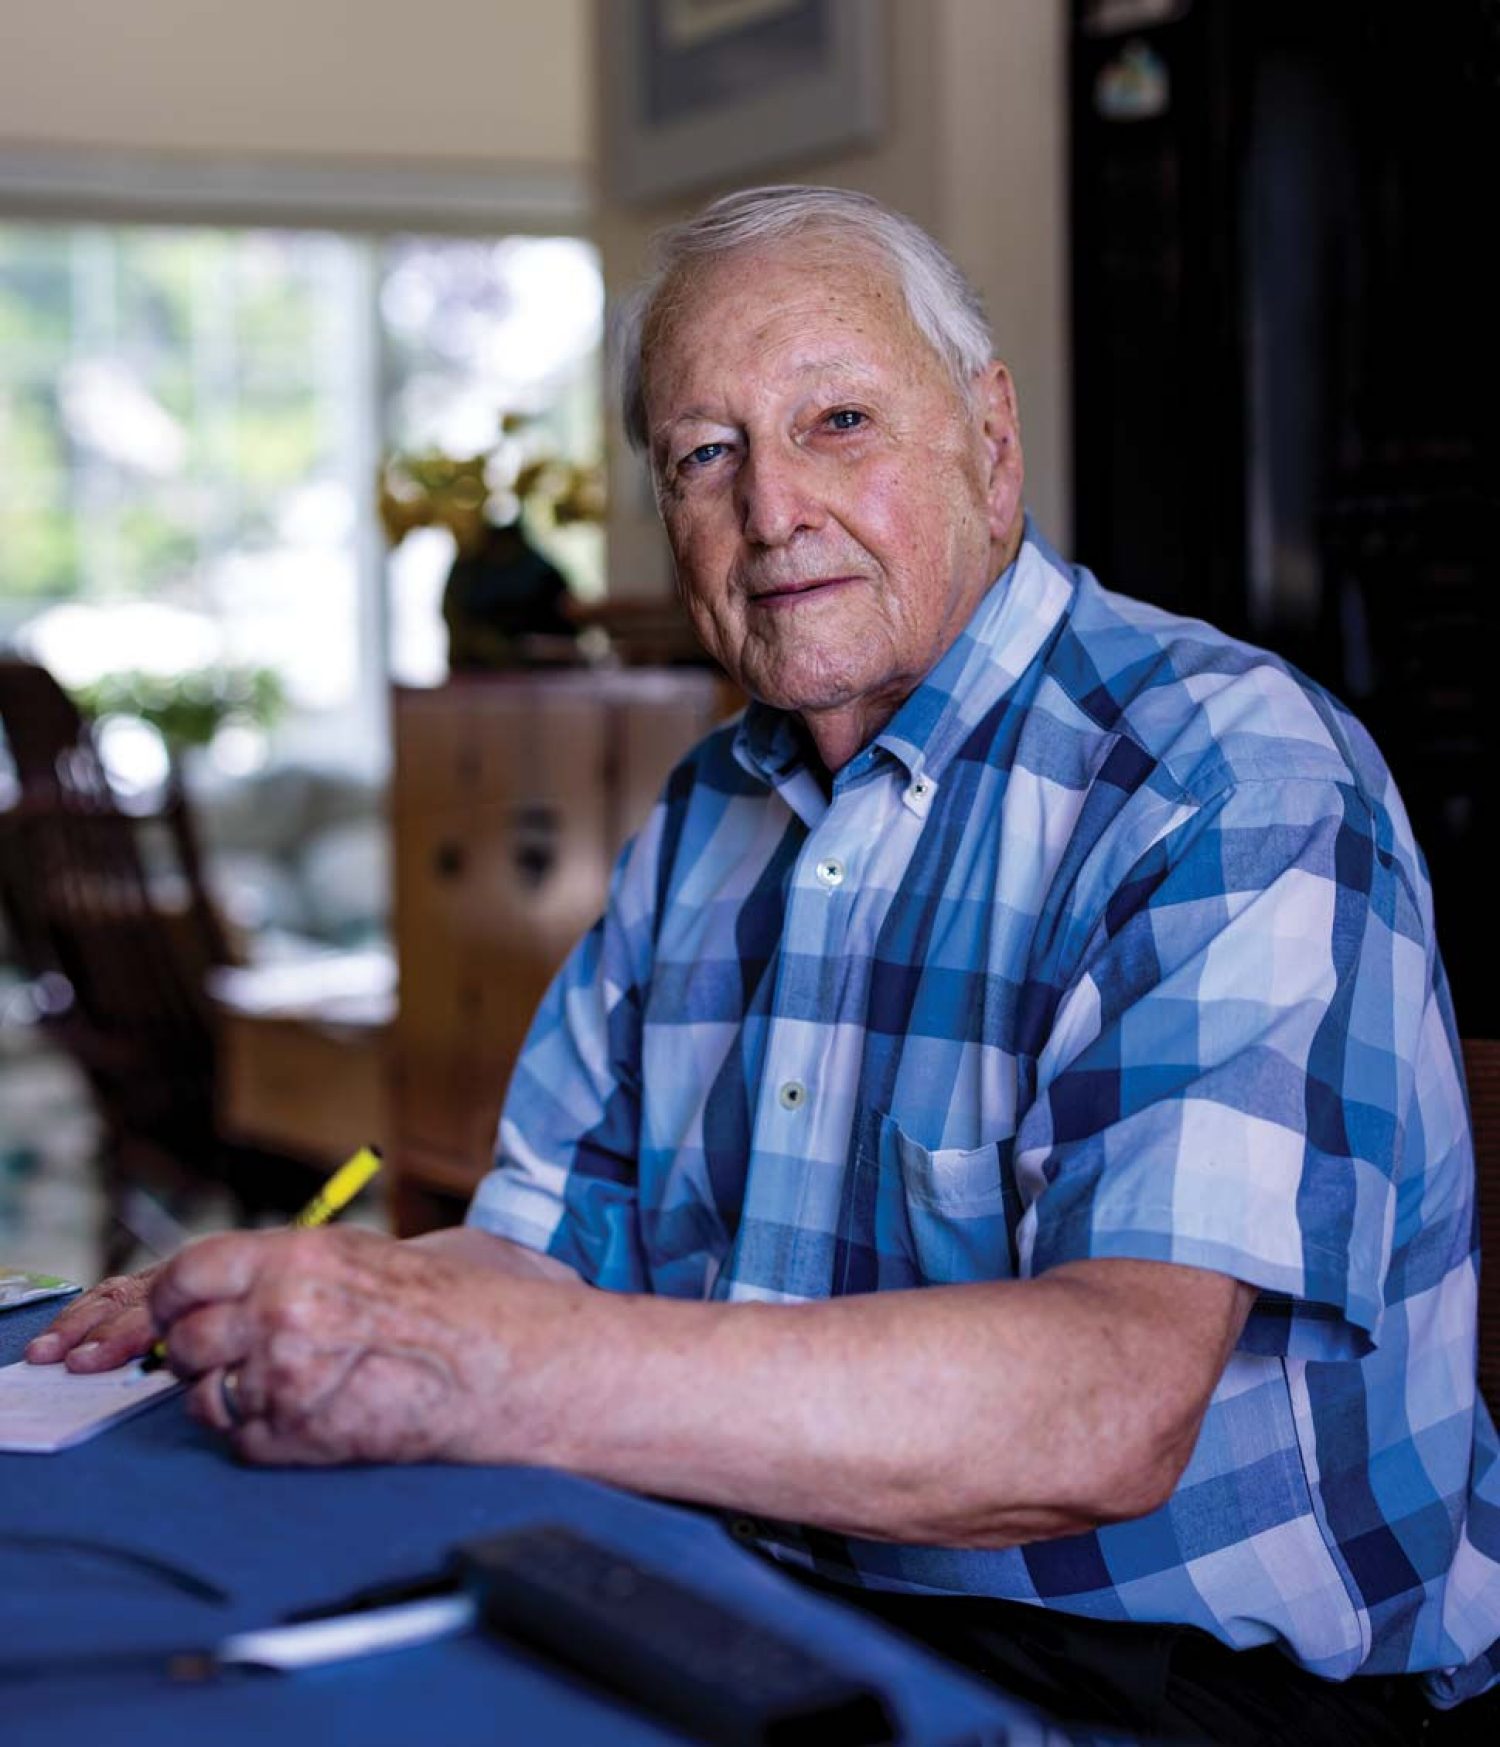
[388,670,729,1232]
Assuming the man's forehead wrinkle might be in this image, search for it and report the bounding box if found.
[650,344,878,430]
[657,321,913,406]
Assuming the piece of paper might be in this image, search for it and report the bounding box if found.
[219,1596,476,1670]
[0,1359,181,1453]
[0,1269,83,1312]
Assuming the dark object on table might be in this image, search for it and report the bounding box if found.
[442,521,578,672]
[0,655,325,1272]
[458,1521,896,1746]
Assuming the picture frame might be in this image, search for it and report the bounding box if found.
[602,0,887,205]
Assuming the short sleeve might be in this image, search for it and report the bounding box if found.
[1015,774,1432,1360]
[465,809,664,1290]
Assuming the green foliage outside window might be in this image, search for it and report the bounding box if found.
[0,224,332,609]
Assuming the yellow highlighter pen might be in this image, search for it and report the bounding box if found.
[139,1145,382,1373]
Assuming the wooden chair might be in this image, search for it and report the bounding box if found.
[0,656,324,1272]
[0,654,95,786]
[1463,1039,1500,1420]
[0,655,234,966]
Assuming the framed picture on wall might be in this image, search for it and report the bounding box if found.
[602,0,887,204]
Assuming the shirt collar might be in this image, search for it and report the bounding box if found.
[732,519,1075,796]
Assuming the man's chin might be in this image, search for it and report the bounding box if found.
[724,626,902,720]
[745,668,865,716]
[744,661,905,725]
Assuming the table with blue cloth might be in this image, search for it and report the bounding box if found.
[0,1301,1070,1746]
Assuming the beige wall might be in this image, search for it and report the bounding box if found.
[938,0,1070,559]
[596,0,1070,599]
[0,0,591,168]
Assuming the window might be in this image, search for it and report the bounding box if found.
[0,220,603,776]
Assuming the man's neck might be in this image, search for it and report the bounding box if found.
[799,701,896,776]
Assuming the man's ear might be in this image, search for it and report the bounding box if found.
[973,360,1024,540]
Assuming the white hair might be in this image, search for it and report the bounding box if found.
[616,185,995,453]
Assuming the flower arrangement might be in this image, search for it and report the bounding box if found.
[376,416,605,558]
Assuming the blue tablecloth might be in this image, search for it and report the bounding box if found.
[0,1300,1067,1745]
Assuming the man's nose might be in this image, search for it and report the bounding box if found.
[734,446,824,546]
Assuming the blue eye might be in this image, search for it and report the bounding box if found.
[827,409,866,431]
[683,442,727,468]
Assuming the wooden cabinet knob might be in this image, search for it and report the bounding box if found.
[510,803,560,890]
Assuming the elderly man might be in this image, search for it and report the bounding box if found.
[32,187,1500,1741]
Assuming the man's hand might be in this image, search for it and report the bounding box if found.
[25,1268,163,1371]
[20,1226,575,1379]
[148,1226,563,1466]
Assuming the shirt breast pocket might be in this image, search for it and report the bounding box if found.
[880,1113,1021,1286]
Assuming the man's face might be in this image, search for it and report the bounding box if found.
[642,240,1023,764]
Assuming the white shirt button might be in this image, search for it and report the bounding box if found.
[815,856,845,888]
[778,1080,807,1111]
[903,772,937,814]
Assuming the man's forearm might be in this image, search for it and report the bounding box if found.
[408,1224,585,1285]
[459,1258,1253,1548]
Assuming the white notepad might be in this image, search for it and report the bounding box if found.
[0,1359,182,1453]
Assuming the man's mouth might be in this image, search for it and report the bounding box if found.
[746,575,859,607]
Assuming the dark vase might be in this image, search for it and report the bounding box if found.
[442,521,577,672]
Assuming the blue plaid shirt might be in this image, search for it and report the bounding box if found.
[469,526,1500,1702]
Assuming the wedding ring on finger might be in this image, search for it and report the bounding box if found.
[219,1366,248,1427]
